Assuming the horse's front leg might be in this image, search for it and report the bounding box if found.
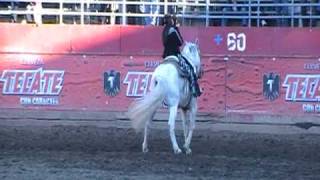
[180,109,189,143]
[168,105,181,154]
[142,120,150,153]
[183,99,197,155]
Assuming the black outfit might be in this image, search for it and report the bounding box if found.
[162,25,202,97]
[162,25,183,58]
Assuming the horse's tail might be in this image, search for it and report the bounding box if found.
[128,77,166,131]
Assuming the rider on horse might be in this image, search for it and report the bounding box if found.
[162,14,202,97]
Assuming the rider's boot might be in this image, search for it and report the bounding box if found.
[194,80,202,97]
[191,80,202,97]
[191,74,202,97]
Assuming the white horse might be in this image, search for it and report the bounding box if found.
[128,41,201,154]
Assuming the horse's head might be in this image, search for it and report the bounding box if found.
[181,40,202,78]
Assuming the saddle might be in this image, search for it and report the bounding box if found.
[161,55,193,80]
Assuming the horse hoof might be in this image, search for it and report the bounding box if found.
[183,144,192,155]
[174,148,182,154]
[185,148,192,155]
[142,144,149,153]
[142,147,149,153]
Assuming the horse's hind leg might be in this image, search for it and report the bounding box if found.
[142,120,150,153]
[142,111,156,153]
[168,105,181,154]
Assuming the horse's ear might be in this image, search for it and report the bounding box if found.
[195,38,199,46]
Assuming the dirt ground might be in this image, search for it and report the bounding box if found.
[0,122,320,180]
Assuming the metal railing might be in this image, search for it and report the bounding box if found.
[0,0,319,27]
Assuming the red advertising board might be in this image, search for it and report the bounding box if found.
[227,56,320,117]
[0,54,225,114]
[0,24,320,121]
[1,24,320,56]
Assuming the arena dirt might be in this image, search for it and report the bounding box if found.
[0,124,320,179]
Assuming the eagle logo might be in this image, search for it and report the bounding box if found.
[104,70,120,97]
[263,73,280,101]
